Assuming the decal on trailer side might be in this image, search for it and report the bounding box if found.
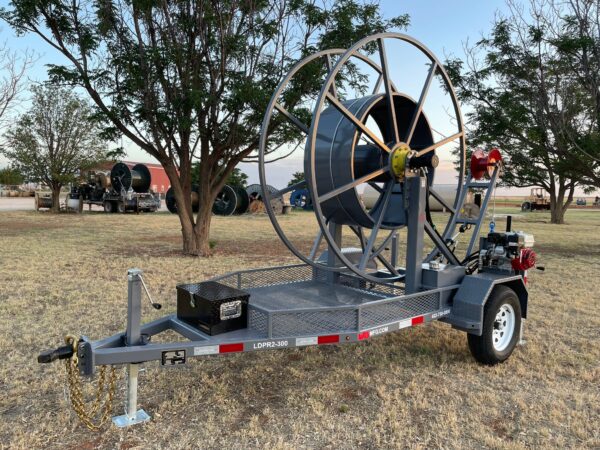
[250,340,290,350]
[162,350,186,366]
[369,326,389,336]
[431,308,451,319]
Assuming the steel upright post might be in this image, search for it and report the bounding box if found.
[405,176,426,294]
[112,268,151,427]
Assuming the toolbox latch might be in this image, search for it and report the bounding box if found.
[220,300,242,320]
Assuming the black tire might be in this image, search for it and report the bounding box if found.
[521,201,531,212]
[103,201,114,213]
[468,286,521,365]
[117,201,126,213]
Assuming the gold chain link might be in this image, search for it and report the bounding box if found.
[64,336,117,432]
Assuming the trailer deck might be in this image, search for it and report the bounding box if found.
[79,264,458,372]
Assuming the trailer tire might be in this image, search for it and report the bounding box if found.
[468,286,521,365]
[104,201,114,213]
[117,201,126,213]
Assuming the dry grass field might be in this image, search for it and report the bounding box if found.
[0,208,598,449]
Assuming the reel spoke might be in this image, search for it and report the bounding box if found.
[415,131,464,157]
[370,230,396,260]
[406,62,437,145]
[325,93,392,154]
[274,102,309,134]
[318,167,386,203]
[368,182,384,193]
[309,229,324,260]
[372,73,383,95]
[377,38,400,144]
[376,253,402,277]
[359,182,394,270]
[349,225,367,251]
[324,54,338,98]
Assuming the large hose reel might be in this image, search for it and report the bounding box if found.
[110,162,152,194]
[259,33,468,283]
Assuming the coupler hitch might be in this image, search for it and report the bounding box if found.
[38,344,75,363]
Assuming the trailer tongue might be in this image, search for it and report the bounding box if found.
[38,33,538,431]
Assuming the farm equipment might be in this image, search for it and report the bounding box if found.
[246,183,287,214]
[71,162,161,213]
[165,184,250,215]
[38,33,539,431]
[521,187,550,211]
[290,188,313,210]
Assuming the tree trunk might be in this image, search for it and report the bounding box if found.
[192,200,213,256]
[549,183,574,224]
[550,203,566,224]
[51,184,61,213]
[162,158,214,256]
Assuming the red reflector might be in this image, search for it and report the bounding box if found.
[219,343,244,353]
[358,331,370,340]
[318,334,339,344]
[412,316,425,325]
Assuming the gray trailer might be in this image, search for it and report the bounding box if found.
[38,33,538,430]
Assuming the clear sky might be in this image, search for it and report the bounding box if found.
[2,0,586,195]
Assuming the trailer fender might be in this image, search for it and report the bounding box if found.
[442,273,528,336]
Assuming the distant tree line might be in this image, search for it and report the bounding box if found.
[446,0,600,223]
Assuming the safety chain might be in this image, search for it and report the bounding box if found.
[64,335,117,432]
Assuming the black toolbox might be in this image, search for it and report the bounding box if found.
[176,281,249,335]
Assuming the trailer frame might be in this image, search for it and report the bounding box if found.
[75,264,526,377]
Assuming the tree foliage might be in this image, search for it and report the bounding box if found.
[0,41,33,129]
[191,163,248,189]
[287,171,305,187]
[445,0,600,223]
[0,0,408,253]
[0,166,23,185]
[1,85,109,211]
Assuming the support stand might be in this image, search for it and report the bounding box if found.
[405,175,425,294]
[518,319,527,346]
[112,268,151,428]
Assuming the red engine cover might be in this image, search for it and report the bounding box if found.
[512,248,537,271]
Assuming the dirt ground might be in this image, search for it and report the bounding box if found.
[0,209,598,449]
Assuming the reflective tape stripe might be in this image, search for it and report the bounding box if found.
[398,318,412,329]
[318,335,339,344]
[296,336,318,346]
[219,343,244,353]
[194,345,219,356]
[412,316,425,325]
